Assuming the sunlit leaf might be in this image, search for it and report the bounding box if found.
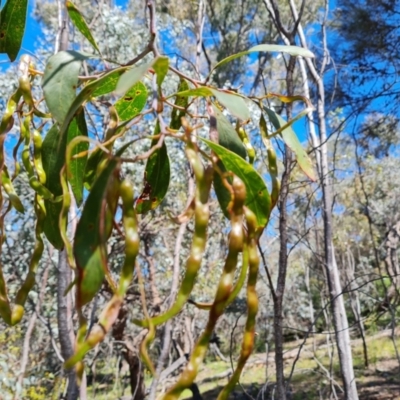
[67,107,88,205]
[175,87,250,120]
[115,59,154,96]
[153,56,169,87]
[91,69,127,97]
[201,138,270,229]
[66,1,100,53]
[264,107,316,181]
[0,0,28,61]
[58,65,130,147]
[42,51,87,125]
[114,81,147,121]
[136,123,170,214]
[170,79,189,130]
[212,44,315,73]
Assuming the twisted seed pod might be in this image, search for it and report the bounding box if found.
[65,178,140,368]
[32,129,46,184]
[11,194,45,325]
[0,89,23,325]
[21,117,56,200]
[0,61,48,326]
[163,175,246,400]
[188,248,249,311]
[118,180,139,296]
[260,115,280,209]
[59,167,75,269]
[1,167,25,213]
[217,207,259,399]
[21,117,34,177]
[133,141,213,328]
[236,123,255,164]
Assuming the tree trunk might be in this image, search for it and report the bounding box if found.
[286,1,359,397]
[56,6,80,399]
[58,249,79,400]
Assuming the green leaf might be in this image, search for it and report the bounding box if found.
[211,89,250,120]
[42,51,87,125]
[136,124,170,214]
[212,44,315,73]
[91,70,127,97]
[0,0,28,61]
[201,138,270,229]
[67,107,88,205]
[210,105,247,217]
[114,81,147,121]
[153,56,169,87]
[170,79,189,130]
[115,59,154,96]
[58,65,129,149]
[175,87,250,120]
[212,105,246,159]
[66,0,100,53]
[74,159,120,307]
[41,124,65,249]
[263,107,316,181]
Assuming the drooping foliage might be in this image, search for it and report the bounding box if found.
[0,0,316,397]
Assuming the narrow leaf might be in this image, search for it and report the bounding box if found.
[42,51,87,124]
[170,79,189,130]
[211,89,250,120]
[0,0,28,61]
[67,107,88,205]
[136,124,170,214]
[115,59,154,96]
[175,87,250,120]
[212,44,315,73]
[153,56,169,87]
[91,69,127,97]
[74,159,120,307]
[66,1,100,53]
[212,105,246,159]
[202,138,270,229]
[264,107,316,181]
[114,81,147,121]
[58,65,130,148]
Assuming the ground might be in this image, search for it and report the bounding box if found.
[90,329,400,399]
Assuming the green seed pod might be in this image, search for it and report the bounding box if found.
[32,130,47,184]
[236,122,255,164]
[133,142,213,328]
[163,176,246,399]
[218,207,260,399]
[1,168,24,213]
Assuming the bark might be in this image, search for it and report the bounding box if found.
[262,2,299,397]
[286,1,359,398]
[274,144,291,400]
[58,249,79,400]
[56,5,80,399]
[112,305,146,400]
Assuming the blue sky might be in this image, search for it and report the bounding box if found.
[0,0,129,64]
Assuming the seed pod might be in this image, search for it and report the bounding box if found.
[163,176,246,399]
[11,194,45,325]
[133,141,213,328]
[218,207,260,400]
